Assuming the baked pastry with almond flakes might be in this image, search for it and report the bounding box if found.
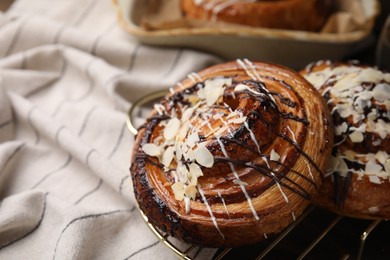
[301,61,390,219]
[131,60,333,247]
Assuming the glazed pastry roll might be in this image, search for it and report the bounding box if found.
[180,0,333,31]
[131,60,333,247]
[302,61,390,219]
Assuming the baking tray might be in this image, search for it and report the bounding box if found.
[113,0,379,69]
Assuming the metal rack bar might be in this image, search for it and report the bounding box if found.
[357,219,382,260]
[256,206,315,260]
[297,215,343,260]
[138,205,192,260]
[214,248,232,260]
[126,89,168,135]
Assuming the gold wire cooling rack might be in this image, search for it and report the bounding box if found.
[127,91,389,260]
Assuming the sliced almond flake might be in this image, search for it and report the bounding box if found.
[337,104,354,118]
[177,123,189,142]
[228,116,247,124]
[337,157,349,177]
[384,159,390,174]
[372,139,382,146]
[372,83,390,102]
[189,163,203,177]
[335,122,348,135]
[184,148,195,161]
[375,151,389,164]
[194,144,214,168]
[176,142,185,161]
[153,136,163,146]
[349,131,364,143]
[181,107,194,123]
[233,179,248,186]
[366,161,383,175]
[184,196,191,214]
[350,123,366,133]
[368,175,382,184]
[186,132,200,147]
[185,185,198,200]
[164,117,181,141]
[188,173,198,186]
[177,162,189,183]
[375,119,390,139]
[171,182,185,201]
[162,146,175,167]
[226,111,239,119]
[367,109,378,121]
[270,149,280,161]
[204,78,230,106]
[141,143,161,157]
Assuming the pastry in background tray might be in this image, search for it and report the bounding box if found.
[180,0,334,31]
[301,61,390,219]
[130,60,333,247]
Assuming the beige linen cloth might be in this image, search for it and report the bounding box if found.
[0,0,221,259]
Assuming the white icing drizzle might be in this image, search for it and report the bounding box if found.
[271,172,289,203]
[187,73,197,83]
[199,0,257,23]
[217,190,230,217]
[184,196,191,214]
[304,160,314,181]
[286,125,297,143]
[198,185,225,239]
[236,59,256,80]
[215,136,260,220]
[243,59,276,103]
[191,72,202,81]
[176,82,185,90]
[291,211,296,221]
[210,1,236,22]
[154,104,164,115]
[244,120,261,154]
[202,112,259,220]
[217,113,234,138]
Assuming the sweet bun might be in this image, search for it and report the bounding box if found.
[301,61,390,219]
[130,60,333,247]
[180,0,333,31]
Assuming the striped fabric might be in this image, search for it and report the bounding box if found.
[0,0,221,259]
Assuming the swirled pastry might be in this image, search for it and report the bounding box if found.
[131,60,333,247]
[180,0,333,31]
[302,61,390,219]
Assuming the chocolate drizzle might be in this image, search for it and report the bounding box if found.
[137,76,323,205]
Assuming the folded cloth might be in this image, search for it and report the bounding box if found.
[0,0,221,259]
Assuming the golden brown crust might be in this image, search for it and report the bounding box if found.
[301,61,390,220]
[131,60,333,247]
[180,0,332,31]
